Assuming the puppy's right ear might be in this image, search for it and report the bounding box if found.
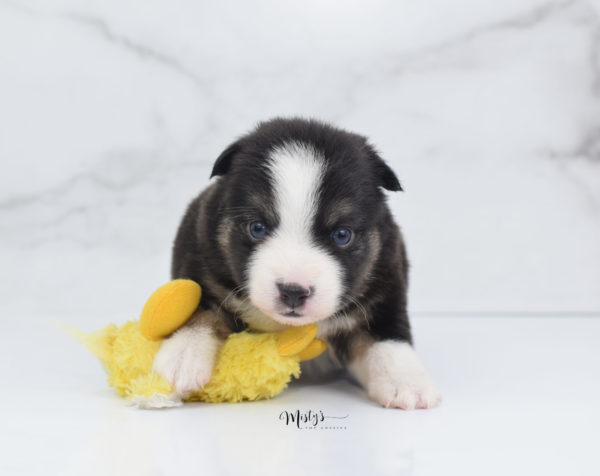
[210,141,241,178]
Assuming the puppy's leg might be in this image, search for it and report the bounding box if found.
[152,310,228,394]
[347,335,442,410]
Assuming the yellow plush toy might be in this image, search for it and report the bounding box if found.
[74,280,327,408]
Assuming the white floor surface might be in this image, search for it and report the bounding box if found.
[1,316,599,476]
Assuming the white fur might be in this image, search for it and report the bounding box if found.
[247,142,343,326]
[152,323,221,393]
[349,341,442,410]
[235,299,290,332]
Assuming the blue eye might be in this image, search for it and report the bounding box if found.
[332,227,352,246]
[249,221,267,239]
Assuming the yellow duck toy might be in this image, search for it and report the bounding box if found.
[74,280,327,409]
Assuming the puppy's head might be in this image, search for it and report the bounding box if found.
[211,118,401,327]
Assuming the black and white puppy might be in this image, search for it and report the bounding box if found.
[153,118,441,409]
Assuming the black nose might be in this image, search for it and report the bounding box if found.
[277,283,311,309]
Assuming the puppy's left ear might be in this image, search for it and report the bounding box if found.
[365,144,403,192]
[210,141,241,178]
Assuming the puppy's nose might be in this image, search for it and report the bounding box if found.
[277,283,311,309]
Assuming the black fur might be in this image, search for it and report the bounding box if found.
[171,117,412,363]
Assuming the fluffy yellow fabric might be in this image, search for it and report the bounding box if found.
[76,320,318,405]
[73,321,162,398]
[73,280,326,407]
[189,332,300,403]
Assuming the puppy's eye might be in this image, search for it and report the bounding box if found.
[249,221,267,239]
[331,227,352,246]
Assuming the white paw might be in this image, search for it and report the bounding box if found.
[152,325,220,393]
[350,340,442,410]
[367,372,442,410]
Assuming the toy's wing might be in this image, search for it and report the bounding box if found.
[276,324,327,362]
[140,280,201,340]
[296,339,328,361]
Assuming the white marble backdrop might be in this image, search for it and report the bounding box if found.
[1,0,599,321]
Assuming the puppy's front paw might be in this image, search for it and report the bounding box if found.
[367,372,442,410]
[152,326,220,393]
[351,340,442,410]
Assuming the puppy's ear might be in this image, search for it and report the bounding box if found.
[210,141,241,178]
[365,144,403,192]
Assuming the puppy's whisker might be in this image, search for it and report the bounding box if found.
[232,295,252,319]
[236,297,250,315]
[330,307,353,334]
[349,296,370,330]
[338,296,369,331]
[217,284,246,322]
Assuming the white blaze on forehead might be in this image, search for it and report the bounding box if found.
[267,142,324,237]
[246,141,343,327]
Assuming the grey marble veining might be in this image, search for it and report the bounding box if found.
[1,0,599,318]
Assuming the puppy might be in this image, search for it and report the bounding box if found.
[153,118,441,409]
